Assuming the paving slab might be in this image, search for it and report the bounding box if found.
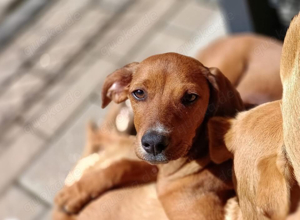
[26,59,116,137]
[0,123,23,155]
[0,0,92,88]
[93,0,177,61]
[0,44,26,87]
[162,23,195,42]
[20,103,108,204]
[90,13,139,63]
[0,73,45,128]
[0,0,19,16]
[178,10,228,57]
[97,0,132,13]
[167,0,217,34]
[18,0,92,58]
[0,186,46,220]
[31,7,110,76]
[39,209,52,220]
[123,0,155,16]
[23,52,96,121]
[130,29,189,62]
[0,130,44,192]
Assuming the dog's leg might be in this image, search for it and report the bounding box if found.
[55,159,157,214]
[256,155,290,219]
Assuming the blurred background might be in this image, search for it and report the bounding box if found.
[0,0,299,219]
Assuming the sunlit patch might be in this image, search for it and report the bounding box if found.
[65,153,100,186]
[116,107,131,132]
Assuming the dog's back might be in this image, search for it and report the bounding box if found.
[209,13,300,220]
[209,101,287,219]
[229,102,288,219]
[280,13,300,186]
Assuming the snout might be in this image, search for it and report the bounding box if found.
[141,131,169,156]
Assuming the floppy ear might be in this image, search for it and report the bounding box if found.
[101,62,139,108]
[204,67,244,117]
[208,117,233,164]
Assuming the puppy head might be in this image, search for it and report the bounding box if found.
[102,53,243,164]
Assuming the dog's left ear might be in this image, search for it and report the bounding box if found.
[101,62,139,108]
[204,67,244,117]
[208,117,233,164]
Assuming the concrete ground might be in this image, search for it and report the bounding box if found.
[0,0,227,219]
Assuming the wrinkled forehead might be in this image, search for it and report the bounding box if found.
[132,54,208,87]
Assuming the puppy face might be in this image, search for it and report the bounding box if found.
[102,53,242,164]
[128,55,210,163]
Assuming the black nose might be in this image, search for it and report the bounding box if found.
[141,131,169,156]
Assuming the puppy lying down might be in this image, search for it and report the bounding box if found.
[53,34,284,220]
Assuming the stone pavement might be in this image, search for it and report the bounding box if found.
[0,0,227,219]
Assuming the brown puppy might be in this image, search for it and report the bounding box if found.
[54,35,283,219]
[101,53,244,220]
[208,14,300,220]
[55,52,244,220]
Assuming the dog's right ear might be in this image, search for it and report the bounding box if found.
[101,62,139,108]
[203,67,244,117]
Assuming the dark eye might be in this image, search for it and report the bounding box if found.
[182,93,198,105]
[132,89,146,100]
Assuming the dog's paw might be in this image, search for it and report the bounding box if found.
[55,183,91,214]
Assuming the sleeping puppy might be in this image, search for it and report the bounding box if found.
[208,13,300,220]
[196,34,283,107]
